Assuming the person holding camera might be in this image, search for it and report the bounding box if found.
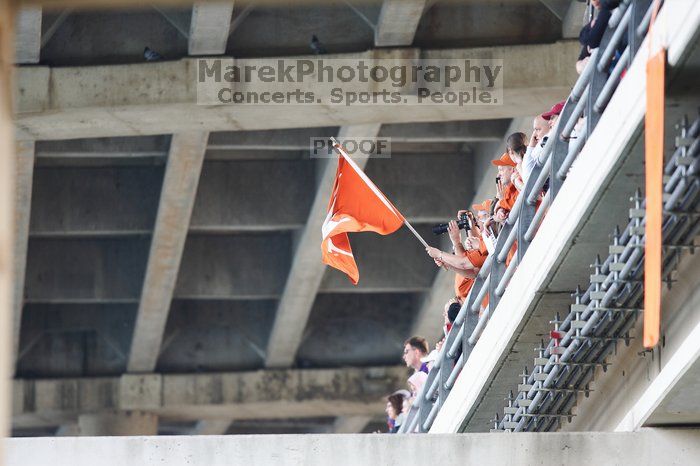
[425,210,487,301]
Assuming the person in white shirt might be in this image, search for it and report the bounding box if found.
[522,115,551,182]
[522,101,565,182]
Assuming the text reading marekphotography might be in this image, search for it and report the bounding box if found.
[197,58,503,106]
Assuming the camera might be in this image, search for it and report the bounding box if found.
[432,213,471,235]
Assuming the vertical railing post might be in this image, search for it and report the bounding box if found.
[487,231,507,315]
[517,169,542,263]
[438,351,451,407]
[628,0,652,66]
[418,393,431,433]
[548,100,576,200]
[586,7,616,137]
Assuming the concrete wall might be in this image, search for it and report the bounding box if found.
[6,429,700,466]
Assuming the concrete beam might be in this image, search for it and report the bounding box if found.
[537,0,569,20]
[8,429,700,465]
[332,416,371,433]
[562,0,588,39]
[34,136,170,159]
[54,424,79,436]
[378,120,509,143]
[207,121,508,152]
[191,420,232,435]
[14,42,580,140]
[12,366,406,428]
[12,141,34,366]
[15,7,42,64]
[374,0,426,47]
[264,124,380,368]
[208,127,337,151]
[188,2,234,56]
[128,132,208,373]
[78,411,158,436]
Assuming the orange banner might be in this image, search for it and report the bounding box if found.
[643,46,665,349]
[321,151,405,284]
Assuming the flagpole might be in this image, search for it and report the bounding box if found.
[329,137,431,249]
[403,218,430,249]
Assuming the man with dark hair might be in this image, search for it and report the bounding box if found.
[403,336,429,374]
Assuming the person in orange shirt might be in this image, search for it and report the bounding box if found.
[490,152,520,266]
[494,153,519,215]
[425,210,487,301]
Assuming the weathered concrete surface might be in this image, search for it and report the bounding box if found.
[7,429,700,466]
[188,3,234,55]
[374,0,426,47]
[78,411,158,436]
[332,415,371,433]
[14,42,579,140]
[264,125,379,368]
[12,140,34,365]
[14,7,41,63]
[191,420,232,435]
[128,132,208,373]
[12,366,406,429]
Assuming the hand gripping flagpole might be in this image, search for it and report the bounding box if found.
[329,137,430,249]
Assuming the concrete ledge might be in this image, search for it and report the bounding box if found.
[6,428,700,466]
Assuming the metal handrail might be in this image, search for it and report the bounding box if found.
[406,0,661,433]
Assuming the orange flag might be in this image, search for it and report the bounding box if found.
[644,0,665,349]
[322,148,405,284]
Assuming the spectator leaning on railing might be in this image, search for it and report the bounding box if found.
[392,89,594,427]
[576,0,623,74]
[402,336,430,374]
[523,114,551,182]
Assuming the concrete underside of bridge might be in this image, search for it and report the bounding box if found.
[10,0,586,436]
[7,428,700,466]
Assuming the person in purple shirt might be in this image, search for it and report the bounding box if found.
[402,336,430,374]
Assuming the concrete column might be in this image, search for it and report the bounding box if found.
[55,424,80,436]
[12,141,34,369]
[78,411,158,436]
[128,132,208,373]
[0,0,17,461]
[15,7,42,64]
[332,416,371,433]
[375,0,426,47]
[191,420,231,435]
[188,2,234,55]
